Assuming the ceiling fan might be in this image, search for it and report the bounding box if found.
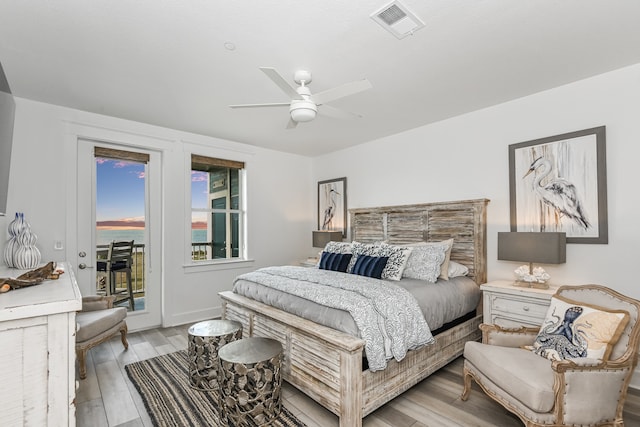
[229,67,372,129]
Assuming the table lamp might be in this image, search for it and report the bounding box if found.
[305,231,343,265]
[497,231,566,289]
[312,230,343,249]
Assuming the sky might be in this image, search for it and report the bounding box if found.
[96,158,208,228]
[96,158,145,227]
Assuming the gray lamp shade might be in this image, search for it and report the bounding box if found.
[497,232,566,264]
[312,231,343,248]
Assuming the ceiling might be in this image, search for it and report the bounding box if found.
[1,1,640,157]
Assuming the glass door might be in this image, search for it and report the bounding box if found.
[76,140,161,330]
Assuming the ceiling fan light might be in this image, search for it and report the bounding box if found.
[290,100,317,122]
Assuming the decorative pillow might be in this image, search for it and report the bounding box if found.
[350,255,389,279]
[318,251,353,273]
[527,295,630,362]
[322,241,352,254]
[401,243,448,283]
[447,261,469,278]
[316,241,352,266]
[347,242,413,281]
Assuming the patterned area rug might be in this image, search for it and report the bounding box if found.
[125,350,306,427]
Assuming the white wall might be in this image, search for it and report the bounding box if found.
[312,63,640,300]
[1,98,314,327]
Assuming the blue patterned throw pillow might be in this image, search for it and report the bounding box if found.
[351,255,389,279]
[347,242,412,281]
[527,295,630,362]
[319,251,353,273]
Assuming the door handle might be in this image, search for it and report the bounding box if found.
[79,263,87,269]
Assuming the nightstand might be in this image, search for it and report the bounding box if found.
[481,280,559,328]
[300,258,318,268]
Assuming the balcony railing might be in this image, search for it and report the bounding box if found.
[191,242,239,260]
[192,242,211,261]
[95,241,232,296]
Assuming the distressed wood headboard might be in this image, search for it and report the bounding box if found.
[349,198,489,285]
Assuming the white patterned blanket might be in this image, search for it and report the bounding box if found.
[233,266,435,371]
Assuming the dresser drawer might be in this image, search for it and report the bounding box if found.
[490,295,549,322]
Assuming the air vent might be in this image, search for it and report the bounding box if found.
[371,1,425,39]
[378,4,406,26]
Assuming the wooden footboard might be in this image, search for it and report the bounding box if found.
[220,290,482,427]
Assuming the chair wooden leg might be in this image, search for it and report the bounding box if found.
[120,323,129,350]
[127,270,135,311]
[461,367,472,401]
[108,271,115,296]
[77,348,87,380]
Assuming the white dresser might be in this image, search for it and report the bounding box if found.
[0,262,82,426]
[481,280,558,328]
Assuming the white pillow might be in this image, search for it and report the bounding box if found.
[447,261,469,278]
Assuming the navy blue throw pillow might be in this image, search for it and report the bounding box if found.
[319,251,353,273]
[351,255,389,279]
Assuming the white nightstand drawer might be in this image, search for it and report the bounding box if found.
[481,280,558,330]
[490,295,549,321]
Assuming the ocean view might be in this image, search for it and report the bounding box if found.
[97,228,207,245]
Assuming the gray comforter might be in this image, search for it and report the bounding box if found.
[233,266,435,371]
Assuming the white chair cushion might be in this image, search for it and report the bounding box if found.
[76,307,127,343]
[464,341,556,413]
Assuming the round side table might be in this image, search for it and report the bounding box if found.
[218,337,283,426]
[187,319,242,391]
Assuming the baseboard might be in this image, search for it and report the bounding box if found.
[163,305,222,328]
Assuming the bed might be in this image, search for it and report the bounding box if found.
[219,198,489,427]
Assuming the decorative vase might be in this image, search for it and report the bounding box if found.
[3,212,25,268]
[13,224,41,270]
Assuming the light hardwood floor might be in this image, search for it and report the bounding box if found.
[76,324,640,427]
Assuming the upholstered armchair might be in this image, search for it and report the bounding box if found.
[76,295,128,379]
[462,285,640,427]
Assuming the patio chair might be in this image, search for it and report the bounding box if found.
[97,240,135,311]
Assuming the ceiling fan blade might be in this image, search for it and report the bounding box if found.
[286,117,298,129]
[229,102,290,109]
[260,67,304,100]
[319,104,363,120]
[312,79,372,105]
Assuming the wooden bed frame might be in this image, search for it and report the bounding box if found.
[220,198,489,427]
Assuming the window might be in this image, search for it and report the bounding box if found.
[191,154,245,262]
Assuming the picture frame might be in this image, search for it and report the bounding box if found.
[509,126,607,244]
[318,177,347,237]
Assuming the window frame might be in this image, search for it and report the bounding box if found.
[188,154,247,265]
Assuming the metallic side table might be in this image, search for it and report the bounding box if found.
[218,337,283,426]
[187,319,242,390]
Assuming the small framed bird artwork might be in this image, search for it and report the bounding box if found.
[318,177,347,238]
[509,126,608,244]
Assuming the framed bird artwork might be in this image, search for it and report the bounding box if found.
[318,177,347,238]
[509,126,608,244]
